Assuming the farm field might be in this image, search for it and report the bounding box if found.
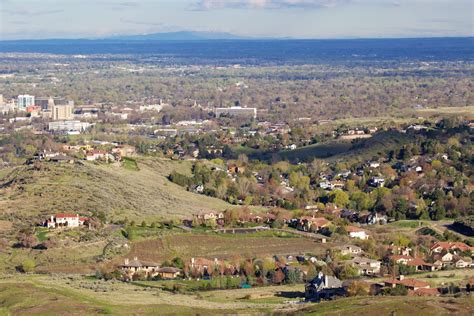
[123,232,331,263]
[415,105,474,120]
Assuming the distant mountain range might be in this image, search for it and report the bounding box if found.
[108,31,250,41]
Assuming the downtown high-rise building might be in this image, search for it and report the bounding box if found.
[17,95,35,110]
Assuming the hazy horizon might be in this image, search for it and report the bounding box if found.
[1,0,472,40]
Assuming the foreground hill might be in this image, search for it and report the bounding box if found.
[0,158,231,223]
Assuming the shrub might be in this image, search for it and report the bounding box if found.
[21,258,36,273]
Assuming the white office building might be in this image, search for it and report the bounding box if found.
[17,95,35,110]
[48,121,91,134]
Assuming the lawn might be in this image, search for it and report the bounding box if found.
[122,157,139,171]
[35,228,49,242]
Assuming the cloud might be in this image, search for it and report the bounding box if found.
[102,1,140,7]
[2,8,64,16]
[120,18,164,27]
[192,0,353,10]
[191,0,409,10]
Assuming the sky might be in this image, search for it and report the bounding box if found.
[0,0,472,40]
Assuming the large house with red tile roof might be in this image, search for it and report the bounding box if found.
[384,275,430,291]
[292,216,331,233]
[430,242,474,254]
[45,213,89,228]
[390,255,440,272]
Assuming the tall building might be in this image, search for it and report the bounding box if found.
[36,96,67,110]
[52,101,75,121]
[17,95,35,110]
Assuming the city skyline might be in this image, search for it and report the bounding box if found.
[0,0,472,40]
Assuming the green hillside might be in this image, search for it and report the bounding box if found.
[278,130,414,163]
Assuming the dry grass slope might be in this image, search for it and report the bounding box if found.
[0,158,232,222]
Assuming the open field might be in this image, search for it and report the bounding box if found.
[415,106,474,120]
[1,274,472,316]
[0,158,232,223]
[0,274,303,315]
[291,295,474,316]
[371,269,474,288]
[123,232,330,263]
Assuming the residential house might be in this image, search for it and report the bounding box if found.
[193,211,225,226]
[45,213,89,228]
[365,212,388,225]
[453,256,473,268]
[390,255,413,265]
[340,209,358,222]
[34,150,61,160]
[190,257,221,275]
[384,275,430,291]
[430,242,474,255]
[305,272,344,301]
[157,267,182,279]
[346,226,370,240]
[368,176,385,187]
[85,150,115,162]
[295,217,330,233]
[433,251,454,267]
[350,257,381,276]
[388,245,412,256]
[390,255,440,272]
[119,257,160,277]
[368,161,380,168]
[336,245,363,256]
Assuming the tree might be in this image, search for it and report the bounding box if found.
[347,281,369,296]
[335,265,359,280]
[272,269,285,284]
[329,190,350,208]
[384,284,408,296]
[21,258,36,273]
[19,229,37,248]
[286,268,302,284]
[172,257,185,269]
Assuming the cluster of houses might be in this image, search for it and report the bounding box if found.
[304,273,442,301]
[32,143,137,164]
[186,209,375,244]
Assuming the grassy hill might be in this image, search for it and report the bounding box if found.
[0,158,232,223]
[278,130,414,163]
